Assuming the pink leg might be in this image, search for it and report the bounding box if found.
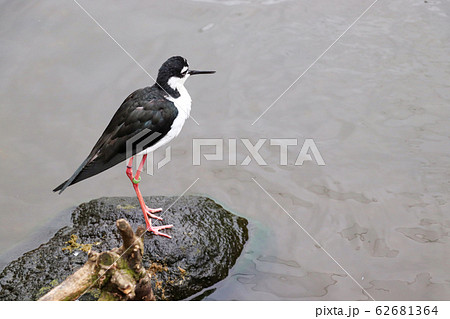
[126,155,173,238]
[127,155,163,219]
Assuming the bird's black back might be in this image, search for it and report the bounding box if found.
[53,85,178,193]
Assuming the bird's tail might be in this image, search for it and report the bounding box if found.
[53,157,90,194]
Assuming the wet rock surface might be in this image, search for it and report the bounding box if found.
[0,196,248,300]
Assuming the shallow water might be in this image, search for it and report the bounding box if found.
[0,0,449,300]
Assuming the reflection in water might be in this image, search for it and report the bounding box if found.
[236,260,340,299]
[340,223,399,258]
[367,273,450,301]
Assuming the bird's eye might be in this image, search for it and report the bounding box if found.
[180,66,189,76]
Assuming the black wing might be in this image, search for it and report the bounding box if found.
[53,87,178,193]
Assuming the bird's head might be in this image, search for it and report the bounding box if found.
[156,56,215,97]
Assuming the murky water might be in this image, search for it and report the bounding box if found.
[1,0,449,300]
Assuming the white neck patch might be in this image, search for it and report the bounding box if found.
[167,75,189,91]
[165,76,192,122]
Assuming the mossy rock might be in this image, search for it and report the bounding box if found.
[0,196,248,300]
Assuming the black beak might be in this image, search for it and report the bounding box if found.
[188,70,216,75]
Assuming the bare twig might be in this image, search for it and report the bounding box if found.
[39,219,155,301]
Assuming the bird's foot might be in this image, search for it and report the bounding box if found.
[146,224,174,238]
[145,206,163,221]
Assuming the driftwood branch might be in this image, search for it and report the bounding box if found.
[39,219,155,301]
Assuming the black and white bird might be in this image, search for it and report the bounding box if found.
[54,56,215,238]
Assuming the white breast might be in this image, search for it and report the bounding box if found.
[137,77,191,155]
[165,84,191,139]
